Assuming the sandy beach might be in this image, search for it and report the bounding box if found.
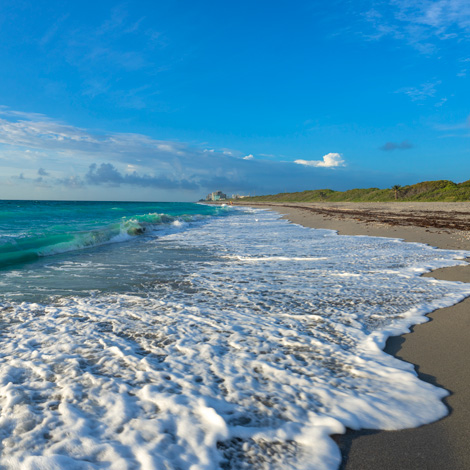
[234,201,470,469]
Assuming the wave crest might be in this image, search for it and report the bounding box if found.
[0,212,193,268]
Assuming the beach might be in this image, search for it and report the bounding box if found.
[234,201,470,469]
[2,200,470,468]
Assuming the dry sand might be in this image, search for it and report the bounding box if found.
[234,201,470,470]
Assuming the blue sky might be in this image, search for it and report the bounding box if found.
[0,0,469,201]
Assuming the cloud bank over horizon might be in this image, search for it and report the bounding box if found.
[0,108,398,200]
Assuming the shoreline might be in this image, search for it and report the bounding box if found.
[234,202,470,469]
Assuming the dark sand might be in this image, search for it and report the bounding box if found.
[235,202,470,470]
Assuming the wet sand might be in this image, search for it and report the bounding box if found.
[235,202,470,469]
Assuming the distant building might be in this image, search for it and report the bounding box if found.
[231,194,248,199]
[205,190,227,201]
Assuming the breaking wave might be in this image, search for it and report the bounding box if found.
[0,212,198,268]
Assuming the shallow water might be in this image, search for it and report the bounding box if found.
[0,203,469,469]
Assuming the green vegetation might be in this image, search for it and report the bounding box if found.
[236,180,470,203]
[391,184,402,200]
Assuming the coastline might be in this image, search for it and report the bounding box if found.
[234,202,470,469]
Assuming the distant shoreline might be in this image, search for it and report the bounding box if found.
[236,201,470,469]
[226,179,470,203]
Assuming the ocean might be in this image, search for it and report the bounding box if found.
[0,200,469,470]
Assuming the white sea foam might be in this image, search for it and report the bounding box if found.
[0,208,469,469]
[224,255,329,262]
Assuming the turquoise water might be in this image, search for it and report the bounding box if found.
[0,200,224,269]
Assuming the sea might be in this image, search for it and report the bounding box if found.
[0,200,469,470]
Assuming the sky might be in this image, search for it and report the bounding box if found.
[0,0,469,201]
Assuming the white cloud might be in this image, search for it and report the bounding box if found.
[0,106,51,121]
[0,113,196,168]
[363,0,470,52]
[243,154,254,160]
[434,115,470,138]
[295,153,345,168]
[395,81,440,101]
[403,0,470,30]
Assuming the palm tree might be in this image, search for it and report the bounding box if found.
[391,185,402,200]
